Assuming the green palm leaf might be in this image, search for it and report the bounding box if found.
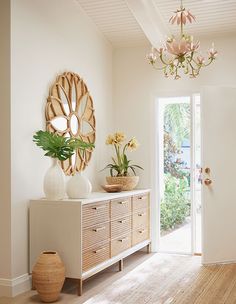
[33,130,94,161]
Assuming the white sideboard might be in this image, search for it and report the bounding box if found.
[29,189,151,295]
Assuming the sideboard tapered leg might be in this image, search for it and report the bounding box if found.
[119,259,123,271]
[147,243,151,254]
[78,279,83,296]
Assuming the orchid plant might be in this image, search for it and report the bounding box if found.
[103,132,143,177]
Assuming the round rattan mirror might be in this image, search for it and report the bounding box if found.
[45,72,96,175]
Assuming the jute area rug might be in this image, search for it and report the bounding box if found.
[81,254,236,304]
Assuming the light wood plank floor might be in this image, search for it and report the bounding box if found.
[1,252,236,304]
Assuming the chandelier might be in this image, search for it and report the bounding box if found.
[147,1,217,79]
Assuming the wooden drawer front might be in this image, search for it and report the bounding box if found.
[132,227,149,246]
[111,197,131,219]
[133,209,148,229]
[111,233,131,257]
[82,242,110,272]
[111,216,131,239]
[82,201,109,228]
[133,194,149,211]
[83,222,110,249]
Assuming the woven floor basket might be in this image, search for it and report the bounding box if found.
[32,251,65,303]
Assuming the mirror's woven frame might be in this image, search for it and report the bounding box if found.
[45,71,96,175]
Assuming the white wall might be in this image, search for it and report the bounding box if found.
[113,35,236,250]
[1,0,114,297]
[0,0,12,296]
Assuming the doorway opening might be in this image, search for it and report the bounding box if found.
[158,94,201,254]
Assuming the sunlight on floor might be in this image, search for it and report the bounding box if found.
[160,213,201,253]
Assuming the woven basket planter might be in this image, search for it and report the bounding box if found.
[106,176,139,191]
[32,251,65,303]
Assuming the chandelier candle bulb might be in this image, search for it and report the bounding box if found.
[147,0,217,79]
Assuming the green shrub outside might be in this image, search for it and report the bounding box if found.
[161,173,190,231]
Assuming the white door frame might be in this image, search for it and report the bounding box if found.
[152,92,201,254]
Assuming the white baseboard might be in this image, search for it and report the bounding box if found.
[202,259,236,266]
[0,274,31,297]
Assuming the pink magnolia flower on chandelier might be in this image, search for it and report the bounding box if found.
[156,47,164,54]
[197,56,205,65]
[166,37,200,56]
[165,37,200,57]
[146,47,166,63]
[208,44,218,59]
[146,50,157,64]
[169,8,195,25]
[189,40,200,52]
[166,38,189,56]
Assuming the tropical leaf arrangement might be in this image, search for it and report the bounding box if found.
[103,132,143,177]
[33,130,94,161]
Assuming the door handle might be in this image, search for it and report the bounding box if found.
[205,167,211,174]
[204,178,212,186]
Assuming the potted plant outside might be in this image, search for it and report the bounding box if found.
[33,130,94,199]
[103,132,143,191]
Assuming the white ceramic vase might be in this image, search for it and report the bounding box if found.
[66,172,92,199]
[43,158,65,200]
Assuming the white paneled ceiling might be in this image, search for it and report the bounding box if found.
[76,0,236,48]
[154,0,236,38]
[76,0,149,47]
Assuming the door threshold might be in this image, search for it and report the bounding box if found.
[158,251,192,256]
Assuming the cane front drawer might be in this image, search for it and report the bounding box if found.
[82,201,109,228]
[82,241,110,272]
[111,233,131,257]
[133,209,148,229]
[132,227,149,246]
[111,216,131,239]
[132,194,149,211]
[83,222,110,249]
[111,197,131,219]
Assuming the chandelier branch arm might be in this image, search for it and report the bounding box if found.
[202,57,214,67]
[151,63,166,71]
[159,53,172,66]
[186,57,198,77]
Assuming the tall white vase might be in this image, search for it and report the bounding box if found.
[66,172,92,199]
[43,158,65,200]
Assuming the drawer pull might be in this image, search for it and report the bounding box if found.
[92,226,106,232]
[93,247,106,254]
[118,219,128,224]
[138,212,146,217]
[138,196,145,200]
[118,237,128,243]
[92,205,106,210]
[118,201,127,205]
[139,229,146,234]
